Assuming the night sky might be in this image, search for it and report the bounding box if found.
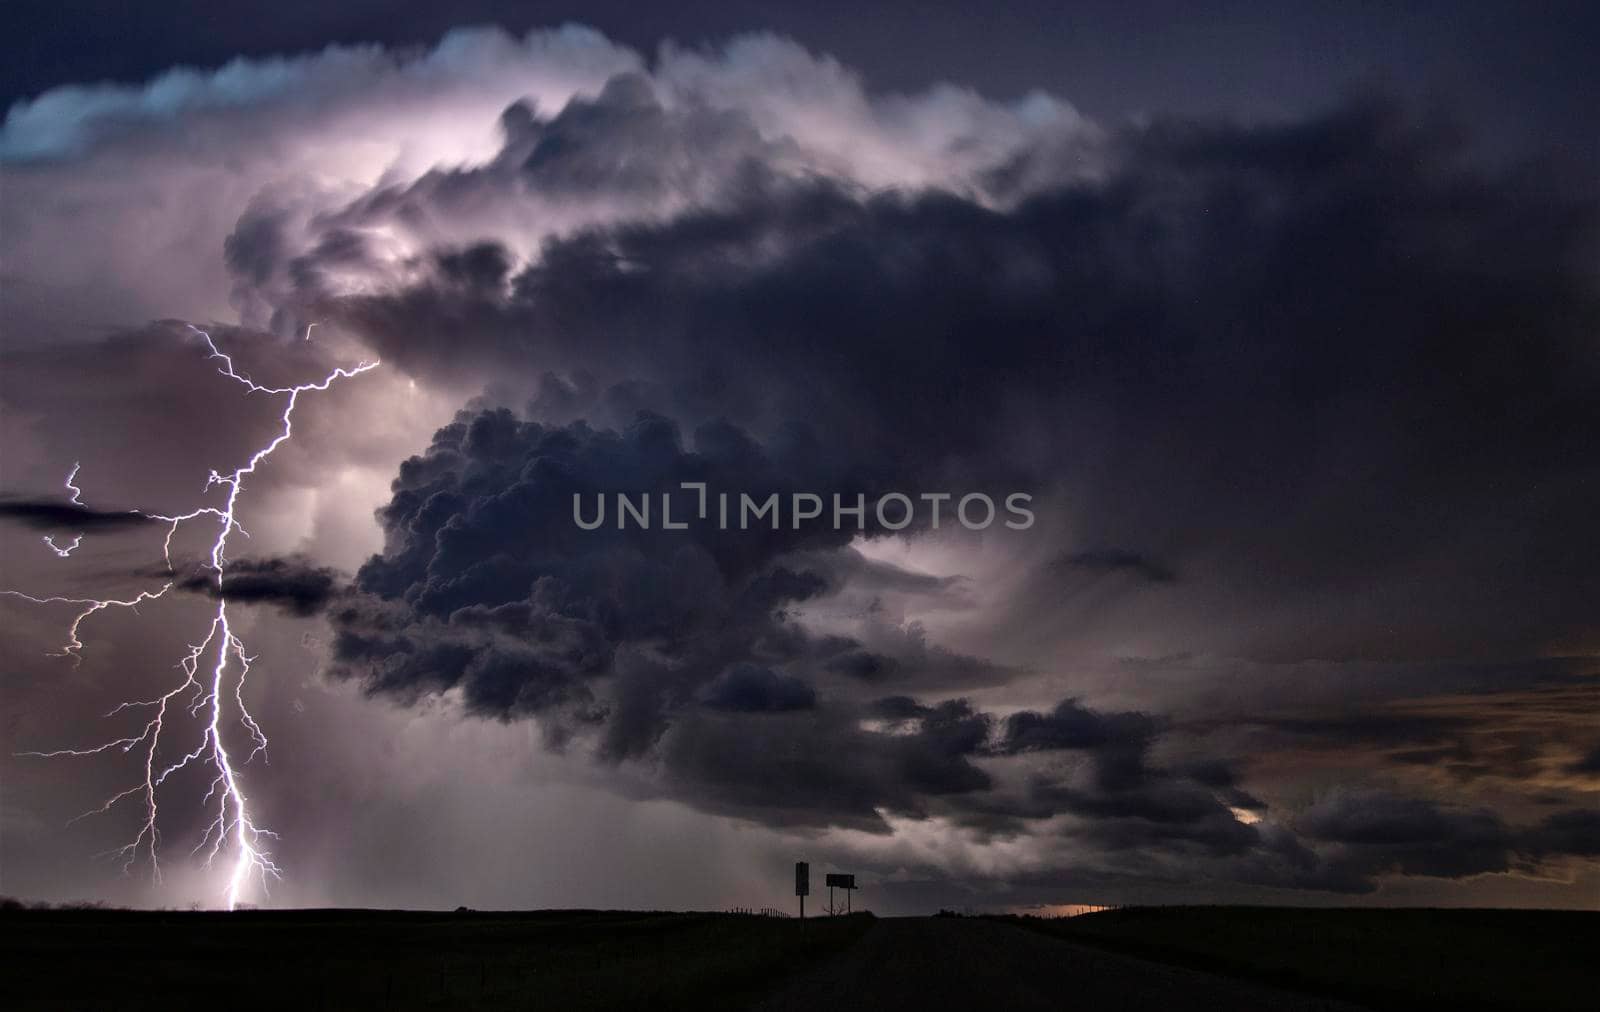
[1,2,1596,913]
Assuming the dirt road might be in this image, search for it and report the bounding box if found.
[757,917,1366,1011]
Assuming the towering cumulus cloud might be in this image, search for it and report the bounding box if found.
[3,25,1596,907]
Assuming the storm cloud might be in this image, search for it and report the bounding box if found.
[0,499,151,532]
[3,23,1597,909]
[294,68,1600,894]
[281,91,1599,668]
[177,555,341,617]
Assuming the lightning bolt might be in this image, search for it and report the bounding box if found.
[64,461,85,504]
[42,533,83,557]
[41,463,85,557]
[3,325,377,909]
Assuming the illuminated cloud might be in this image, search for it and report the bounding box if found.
[2,21,1596,910]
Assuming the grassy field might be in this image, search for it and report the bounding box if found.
[0,907,873,1011]
[1006,906,1598,1012]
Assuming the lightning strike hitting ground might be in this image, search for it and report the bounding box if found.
[2,326,377,909]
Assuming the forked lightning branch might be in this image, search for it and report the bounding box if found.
[2,327,377,910]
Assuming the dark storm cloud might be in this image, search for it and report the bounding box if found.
[824,650,899,681]
[972,698,1271,853]
[656,700,989,832]
[217,76,806,336]
[300,88,1600,892]
[1567,746,1600,776]
[293,95,1600,667]
[817,625,1016,692]
[326,405,911,757]
[1520,809,1600,859]
[321,399,1242,835]
[997,698,1164,755]
[0,500,150,531]
[1296,789,1517,879]
[699,663,816,712]
[4,12,1596,913]
[1179,758,1267,813]
[873,702,1594,898]
[1284,790,1600,886]
[1053,549,1176,583]
[505,74,782,198]
[987,789,1600,898]
[176,556,341,617]
[1238,682,1600,792]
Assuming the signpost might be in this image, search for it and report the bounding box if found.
[825,873,857,914]
[793,862,861,917]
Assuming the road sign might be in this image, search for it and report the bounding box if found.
[824,872,857,914]
[795,861,810,896]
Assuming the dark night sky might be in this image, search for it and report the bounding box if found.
[0,2,1596,912]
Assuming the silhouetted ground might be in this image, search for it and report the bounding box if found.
[1,905,1592,1010]
[1007,906,1599,1012]
[0,907,871,1010]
